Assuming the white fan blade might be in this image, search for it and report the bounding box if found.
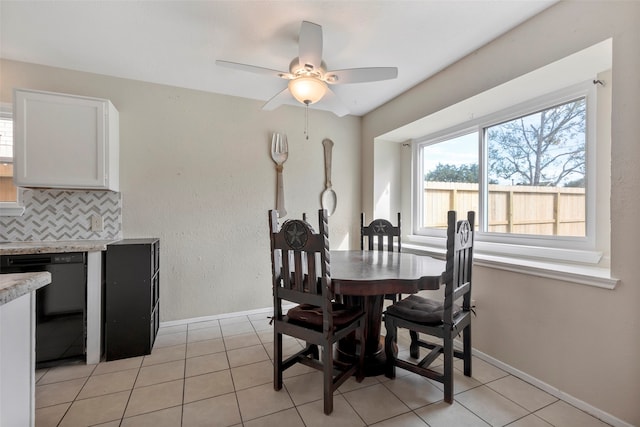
[319,87,350,117]
[298,21,323,71]
[216,60,291,79]
[325,67,398,84]
[262,87,292,111]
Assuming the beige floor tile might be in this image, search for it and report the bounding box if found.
[508,414,555,427]
[223,331,262,350]
[535,400,611,427]
[37,363,96,385]
[264,338,305,360]
[382,371,445,409]
[33,315,611,427]
[221,321,255,337]
[182,393,241,427]
[35,368,48,384]
[92,421,121,427]
[283,371,327,406]
[297,395,366,426]
[188,325,223,342]
[35,402,71,427]
[236,382,295,421]
[258,329,274,344]
[121,405,183,427]
[342,383,410,424]
[427,366,482,395]
[335,374,380,393]
[184,370,235,403]
[370,411,429,427]
[185,351,229,377]
[135,359,185,388]
[77,368,138,399]
[157,324,188,335]
[186,337,225,358]
[59,390,129,426]
[125,379,184,418]
[244,407,305,427]
[415,400,490,427]
[143,344,186,366]
[250,317,273,332]
[456,385,529,426]
[457,356,509,384]
[93,356,143,375]
[187,319,220,331]
[282,361,316,378]
[219,315,250,325]
[227,343,269,368]
[231,360,273,390]
[487,375,558,412]
[153,331,187,348]
[36,378,86,408]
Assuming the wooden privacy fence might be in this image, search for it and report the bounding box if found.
[424,182,585,237]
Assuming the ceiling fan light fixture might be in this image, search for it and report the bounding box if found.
[288,76,327,105]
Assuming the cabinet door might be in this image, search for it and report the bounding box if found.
[13,89,119,190]
[0,293,36,427]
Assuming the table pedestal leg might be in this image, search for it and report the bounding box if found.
[337,294,387,376]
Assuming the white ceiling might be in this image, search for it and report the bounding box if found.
[0,1,556,117]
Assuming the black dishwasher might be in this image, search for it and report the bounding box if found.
[0,252,87,367]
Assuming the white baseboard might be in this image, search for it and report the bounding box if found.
[470,347,633,427]
[159,304,296,328]
[159,306,273,327]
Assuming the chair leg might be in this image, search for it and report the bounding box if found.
[384,317,397,379]
[323,343,333,415]
[463,324,472,377]
[274,332,283,391]
[409,330,420,359]
[443,331,454,404]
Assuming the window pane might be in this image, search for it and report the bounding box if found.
[0,116,18,203]
[486,98,586,236]
[421,132,479,230]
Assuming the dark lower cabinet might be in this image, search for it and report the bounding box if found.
[104,238,160,361]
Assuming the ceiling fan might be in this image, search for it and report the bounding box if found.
[216,21,398,117]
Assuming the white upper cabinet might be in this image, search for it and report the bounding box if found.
[13,89,119,191]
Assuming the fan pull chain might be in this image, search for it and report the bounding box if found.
[304,102,310,140]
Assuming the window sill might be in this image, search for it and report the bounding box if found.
[404,237,618,290]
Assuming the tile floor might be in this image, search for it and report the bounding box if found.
[35,311,612,427]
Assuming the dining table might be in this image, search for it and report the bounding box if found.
[329,250,445,376]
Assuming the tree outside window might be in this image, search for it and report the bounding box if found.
[420,97,587,238]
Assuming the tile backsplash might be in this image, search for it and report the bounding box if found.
[0,189,122,242]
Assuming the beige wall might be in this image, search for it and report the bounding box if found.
[0,59,362,321]
[363,2,639,425]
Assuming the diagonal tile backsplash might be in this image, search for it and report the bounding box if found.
[0,189,122,242]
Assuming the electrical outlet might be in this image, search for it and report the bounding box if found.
[90,214,103,232]
[471,299,477,308]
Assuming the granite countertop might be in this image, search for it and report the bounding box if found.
[0,272,52,306]
[0,240,116,255]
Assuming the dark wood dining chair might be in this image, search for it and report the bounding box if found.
[361,212,402,302]
[383,210,474,404]
[268,209,366,415]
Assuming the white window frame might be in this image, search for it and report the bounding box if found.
[411,81,598,264]
[0,102,25,217]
